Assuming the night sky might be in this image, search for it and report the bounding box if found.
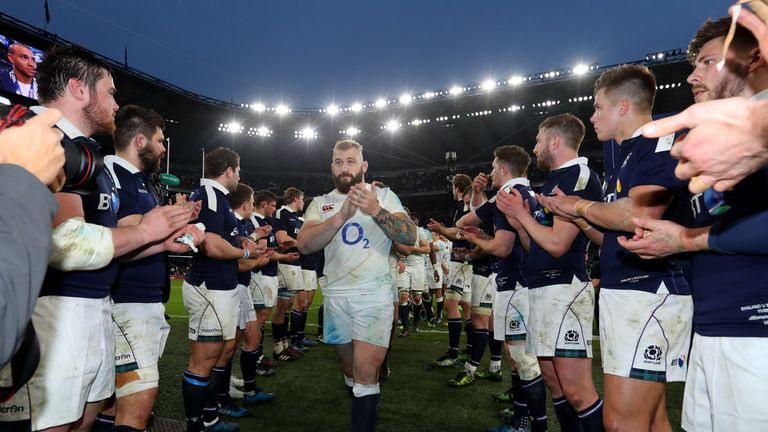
[4,1,728,108]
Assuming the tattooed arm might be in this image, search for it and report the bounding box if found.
[348,183,417,245]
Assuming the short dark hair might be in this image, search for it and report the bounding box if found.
[254,189,277,207]
[451,174,471,195]
[594,64,656,111]
[493,145,531,177]
[539,114,586,151]
[230,183,254,209]
[204,147,239,178]
[688,18,732,64]
[284,187,304,205]
[114,105,165,151]
[410,211,420,222]
[37,45,112,104]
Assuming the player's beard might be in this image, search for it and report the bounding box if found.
[333,168,364,194]
[83,96,115,136]
[535,147,554,171]
[712,73,746,100]
[138,146,162,174]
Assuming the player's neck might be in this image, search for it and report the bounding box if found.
[551,150,579,169]
[614,114,652,145]
[42,100,94,137]
[115,150,143,172]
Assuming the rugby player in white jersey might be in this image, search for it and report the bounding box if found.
[298,140,416,431]
[394,208,431,336]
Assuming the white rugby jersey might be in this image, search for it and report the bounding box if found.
[433,239,449,268]
[304,184,406,297]
[405,227,429,268]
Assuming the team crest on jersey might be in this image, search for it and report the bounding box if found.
[643,345,663,363]
[322,204,335,212]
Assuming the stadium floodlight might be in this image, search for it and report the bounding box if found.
[573,64,589,76]
[228,121,241,133]
[257,126,271,136]
[346,127,360,137]
[386,120,400,132]
[275,104,291,115]
[375,98,387,108]
[449,86,463,95]
[481,79,496,91]
[300,127,317,139]
[509,75,524,86]
[350,102,363,112]
[399,93,412,105]
[326,104,339,116]
[252,102,266,112]
[422,91,435,99]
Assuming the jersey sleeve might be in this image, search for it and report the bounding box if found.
[115,178,141,219]
[380,188,406,215]
[562,166,604,202]
[193,194,223,236]
[304,197,322,223]
[475,200,495,226]
[625,136,683,192]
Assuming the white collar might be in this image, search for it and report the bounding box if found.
[279,205,296,214]
[235,213,244,221]
[200,178,230,195]
[499,177,530,192]
[253,211,266,219]
[556,156,589,170]
[30,105,86,139]
[751,89,768,101]
[104,155,140,174]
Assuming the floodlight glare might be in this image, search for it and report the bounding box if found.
[573,64,589,75]
[399,94,412,105]
[228,122,241,132]
[375,98,387,108]
[326,104,339,115]
[509,75,524,86]
[350,102,363,112]
[386,120,399,131]
[252,103,266,112]
[275,104,291,115]
[449,86,463,95]
[481,79,496,91]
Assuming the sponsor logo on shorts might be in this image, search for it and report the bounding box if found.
[322,204,335,212]
[0,405,24,414]
[563,330,580,343]
[115,353,132,361]
[671,354,686,368]
[189,328,196,334]
[200,328,220,334]
[483,293,492,301]
[508,320,521,331]
[643,345,663,363]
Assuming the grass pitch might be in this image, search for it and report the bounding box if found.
[156,279,684,431]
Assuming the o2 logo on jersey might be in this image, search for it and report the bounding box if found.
[564,330,580,343]
[643,345,663,363]
[341,222,370,249]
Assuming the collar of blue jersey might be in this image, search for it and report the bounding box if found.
[29,105,86,139]
[278,205,296,215]
[752,89,768,101]
[199,178,230,195]
[252,211,266,220]
[555,156,589,170]
[235,212,244,221]
[499,177,530,192]
[104,155,140,174]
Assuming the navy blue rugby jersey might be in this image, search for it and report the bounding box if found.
[274,206,303,267]
[449,199,473,261]
[251,212,278,277]
[236,215,251,286]
[105,156,166,303]
[41,154,120,298]
[527,158,603,288]
[600,133,690,294]
[476,179,538,292]
[185,178,239,291]
[689,167,768,337]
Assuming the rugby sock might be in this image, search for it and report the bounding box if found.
[488,331,503,372]
[290,309,302,343]
[258,324,265,353]
[92,414,115,432]
[577,398,605,432]
[411,303,420,328]
[424,294,434,321]
[511,372,528,413]
[447,318,462,357]
[399,304,410,329]
[204,367,226,422]
[435,296,444,320]
[469,327,489,372]
[553,396,581,432]
[299,310,308,341]
[521,375,548,432]
[241,348,260,393]
[216,360,233,406]
[351,383,381,432]
[271,321,283,350]
[317,304,324,336]
[464,319,474,353]
[182,370,208,431]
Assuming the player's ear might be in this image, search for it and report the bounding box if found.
[362,160,369,173]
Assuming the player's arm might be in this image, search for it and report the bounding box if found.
[463,228,516,258]
[370,209,416,245]
[199,232,256,260]
[574,218,604,247]
[51,193,191,265]
[394,239,430,256]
